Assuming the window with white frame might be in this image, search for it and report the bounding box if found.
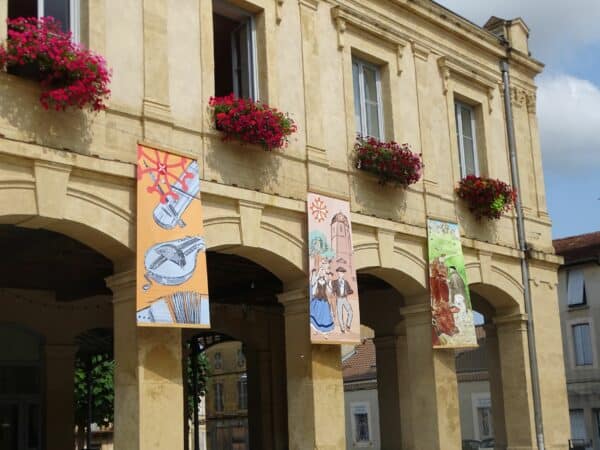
[215,382,224,412]
[236,348,245,367]
[237,375,248,410]
[352,58,384,140]
[351,402,371,443]
[573,323,593,366]
[8,0,80,40]
[455,101,480,177]
[567,269,587,307]
[213,0,258,99]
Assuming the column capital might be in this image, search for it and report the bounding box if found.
[277,288,307,316]
[494,313,528,331]
[106,270,135,304]
[399,303,431,326]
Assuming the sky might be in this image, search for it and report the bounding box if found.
[436,0,600,239]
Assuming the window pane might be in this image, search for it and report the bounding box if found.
[362,66,378,103]
[574,324,593,366]
[236,20,252,99]
[352,62,362,135]
[460,106,474,139]
[570,409,587,440]
[45,0,70,32]
[462,136,477,175]
[354,413,370,441]
[366,102,380,139]
[568,269,586,306]
[8,0,37,19]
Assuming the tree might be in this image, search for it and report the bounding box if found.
[74,353,114,431]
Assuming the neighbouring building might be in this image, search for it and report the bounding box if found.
[343,329,494,449]
[555,232,600,450]
[0,0,570,449]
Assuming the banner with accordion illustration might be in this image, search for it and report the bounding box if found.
[136,144,210,328]
[307,193,360,345]
[427,219,477,349]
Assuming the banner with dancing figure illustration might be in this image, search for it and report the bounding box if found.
[428,219,477,348]
[307,193,360,344]
[136,144,210,328]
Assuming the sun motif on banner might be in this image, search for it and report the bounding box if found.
[137,147,194,204]
[309,196,329,223]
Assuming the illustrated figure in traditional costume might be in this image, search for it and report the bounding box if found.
[448,266,469,325]
[430,255,459,344]
[330,266,354,333]
[309,264,334,333]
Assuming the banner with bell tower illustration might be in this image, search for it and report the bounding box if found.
[307,193,360,344]
[136,144,210,328]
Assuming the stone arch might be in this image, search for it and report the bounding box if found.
[204,202,306,284]
[0,155,134,264]
[466,261,524,315]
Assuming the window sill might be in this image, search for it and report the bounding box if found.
[568,304,589,311]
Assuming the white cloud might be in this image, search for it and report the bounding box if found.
[537,74,600,173]
[436,0,600,64]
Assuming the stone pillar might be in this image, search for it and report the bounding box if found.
[483,323,508,450]
[401,302,462,450]
[494,313,536,450]
[45,344,77,450]
[278,289,345,450]
[373,333,413,450]
[107,271,184,450]
[246,348,274,450]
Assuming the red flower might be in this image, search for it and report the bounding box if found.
[0,17,111,111]
[209,94,297,151]
[455,176,516,220]
[354,135,423,187]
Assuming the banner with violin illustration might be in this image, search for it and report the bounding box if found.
[428,219,477,349]
[136,144,210,328]
[307,193,360,345]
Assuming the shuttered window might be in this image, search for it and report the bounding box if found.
[568,269,586,306]
[573,324,593,366]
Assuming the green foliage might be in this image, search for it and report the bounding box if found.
[74,354,114,428]
[185,349,211,422]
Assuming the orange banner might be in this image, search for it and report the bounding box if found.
[136,144,210,328]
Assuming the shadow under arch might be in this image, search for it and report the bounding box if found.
[469,281,523,318]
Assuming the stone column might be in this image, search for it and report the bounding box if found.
[483,323,508,450]
[401,302,462,450]
[373,333,413,450]
[494,313,536,450]
[246,348,274,450]
[107,271,184,450]
[45,344,77,450]
[278,288,345,450]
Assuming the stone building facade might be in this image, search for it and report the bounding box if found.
[0,0,569,449]
[555,232,600,450]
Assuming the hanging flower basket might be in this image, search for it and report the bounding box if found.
[354,135,423,187]
[455,175,516,220]
[209,94,297,151]
[0,17,111,111]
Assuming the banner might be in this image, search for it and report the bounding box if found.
[307,193,360,344]
[428,219,477,348]
[136,144,210,328]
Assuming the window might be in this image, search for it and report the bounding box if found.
[570,409,587,440]
[477,406,493,440]
[351,403,370,443]
[214,352,223,370]
[213,0,258,99]
[215,382,224,412]
[573,323,593,366]
[237,375,248,410]
[8,0,80,40]
[455,101,480,177]
[352,58,384,140]
[568,269,587,307]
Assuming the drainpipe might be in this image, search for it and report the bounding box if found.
[500,57,545,450]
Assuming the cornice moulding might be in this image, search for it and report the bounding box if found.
[437,56,499,112]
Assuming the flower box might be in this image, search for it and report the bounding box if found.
[455,175,516,220]
[0,17,111,111]
[354,136,423,187]
[209,94,297,151]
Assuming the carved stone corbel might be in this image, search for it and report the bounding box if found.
[275,0,284,24]
[334,16,346,49]
[396,39,408,75]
